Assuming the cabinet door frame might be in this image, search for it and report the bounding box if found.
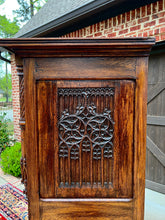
[37,79,135,199]
[24,56,148,220]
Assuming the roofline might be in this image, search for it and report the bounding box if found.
[17,0,158,38]
[151,40,165,55]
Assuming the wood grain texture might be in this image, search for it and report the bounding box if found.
[18,68,27,196]
[37,80,134,199]
[3,38,153,219]
[147,82,165,104]
[34,57,136,80]
[146,52,165,191]
[147,115,165,126]
[0,38,155,58]
[37,81,56,197]
[116,81,134,198]
[133,57,148,220]
[145,180,165,194]
[39,200,133,220]
[24,58,40,219]
[147,136,165,167]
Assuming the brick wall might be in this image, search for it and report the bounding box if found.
[11,0,165,141]
[11,54,21,142]
[63,0,165,41]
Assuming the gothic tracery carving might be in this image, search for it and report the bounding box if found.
[58,87,114,187]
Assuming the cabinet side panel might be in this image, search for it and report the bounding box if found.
[133,57,148,220]
[24,58,40,219]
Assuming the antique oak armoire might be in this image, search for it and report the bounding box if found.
[0,38,155,219]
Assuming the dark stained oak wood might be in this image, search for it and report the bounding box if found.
[34,57,137,80]
[116,81,134,198]
[39,199,133,220]
[0,37,155,57]
[24,59,40,219]
[133,57,148,220]
[37,81,56,197]
[0,38,155,219]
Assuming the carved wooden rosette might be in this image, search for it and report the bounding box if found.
[17,63,27,196]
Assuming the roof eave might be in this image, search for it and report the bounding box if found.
[16,0,158,38]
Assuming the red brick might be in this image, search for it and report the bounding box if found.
[160,27,165,33]
[130,25,141,32]
[152,14,158,19]
[83,28,86,36]
[85,27,89,36]
[104,28,113,35]
[94,32,102,37]
[79,29,82,37]
[143,32,148,37]
[138,32,143,37]
[141,6,146,17]
[136,8,141,19]
[121,13,126,23]
[72,32,75,37]
[126,11,130,22]
[125,32,136,36]
[109,18,112,27]
[94,24,97,33]
[119,29,128,35]
[152,2,158,14]
[113,17,117,26]
[158,0,163,11]
[144,20,156,28]
[107,32,117,37]
[147,4,151,15]
[100,22,105,31]
[161,33,165,40]
[154,28,160,35]
[149,30,153,36]
[131,9,135,20]
[105,20,108,29]
[155,11,165,18]
[126,20,137,28]
[117,15,121,25]
[155,35,160,41]
[159,17,165,23]
[114,24,124,31]
[118,34,125,38]
[87,35,93,38]
[97,23,100,32]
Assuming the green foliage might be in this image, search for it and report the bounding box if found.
[0,15,20,37]
[14,0,48,23]
[0,142,22,177]
[0,73,12,101]
[0,0,5,5]
[0,113,11,153]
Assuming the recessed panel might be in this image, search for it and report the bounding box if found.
[58,87,115,188]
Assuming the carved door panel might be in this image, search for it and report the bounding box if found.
[37,80,134,199]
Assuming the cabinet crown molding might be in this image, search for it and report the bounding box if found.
[0,37,155,57]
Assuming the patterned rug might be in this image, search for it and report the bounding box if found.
[0,183,28,220]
